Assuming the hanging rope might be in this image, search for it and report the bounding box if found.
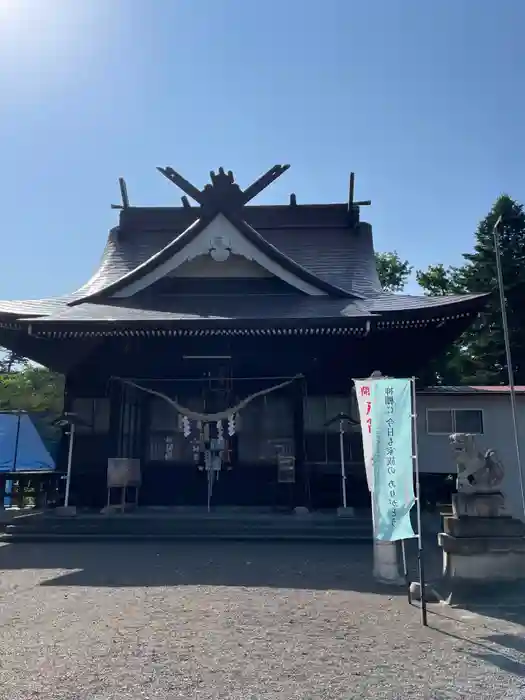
[111,375,303,422]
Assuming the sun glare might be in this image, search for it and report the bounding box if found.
[0,0,116,98]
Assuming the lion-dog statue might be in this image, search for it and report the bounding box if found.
[449,432,504,494]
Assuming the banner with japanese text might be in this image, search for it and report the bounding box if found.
[353,379,375,491]
[354,377,416,541]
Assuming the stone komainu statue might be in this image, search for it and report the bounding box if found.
[449,432,505,494]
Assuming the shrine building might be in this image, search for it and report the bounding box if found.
[0,165,488,509]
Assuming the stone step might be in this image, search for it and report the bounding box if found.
[0,513,374,542]
[0,531,373,543]
[1,515,373,529]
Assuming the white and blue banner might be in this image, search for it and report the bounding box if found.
[354,377,416,542]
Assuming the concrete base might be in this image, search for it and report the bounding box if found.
[439,522,525,581]
[373,540,404,586]
[442,547,525,581]
[443,515,525,538]
[337,507,356,518]
[54,506,77,517]
[293,506,311,518]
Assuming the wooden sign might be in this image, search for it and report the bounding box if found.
[107,458,141,488]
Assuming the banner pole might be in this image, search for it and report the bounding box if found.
[411,377,427,627]
[401,539,412,604]
[339,419,348,509]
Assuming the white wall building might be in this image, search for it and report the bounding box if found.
[416,386,525,519]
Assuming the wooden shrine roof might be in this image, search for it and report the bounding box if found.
[0,165,489,333]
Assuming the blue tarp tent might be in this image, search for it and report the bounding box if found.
[0,412,56,472]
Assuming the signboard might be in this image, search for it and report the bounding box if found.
[354,378,416,542]
[277,455,296,483]
[107,458,141,488]
[270,439,296,483]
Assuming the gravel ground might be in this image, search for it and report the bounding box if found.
[0,541,525,700]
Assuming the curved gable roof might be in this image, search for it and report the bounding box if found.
[69,211,357,306]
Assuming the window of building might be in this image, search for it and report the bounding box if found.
[303,395,358,463]
[426,408,484,435]
[71,398,110,434]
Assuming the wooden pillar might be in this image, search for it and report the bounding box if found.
[108,380,123,459]
[292,378,309,508]
[139,392,150,462]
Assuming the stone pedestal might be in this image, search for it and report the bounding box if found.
[438,492,525,584]
[452,492,508,518]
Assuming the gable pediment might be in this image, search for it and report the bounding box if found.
[170,253,272,279]
[112,214,328,298]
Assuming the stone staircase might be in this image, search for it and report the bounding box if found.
[0,508,374,543]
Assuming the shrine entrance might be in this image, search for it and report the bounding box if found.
[123,373,299,509]
[181,411,237,512]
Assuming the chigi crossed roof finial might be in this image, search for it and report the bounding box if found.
[157,164,290,215]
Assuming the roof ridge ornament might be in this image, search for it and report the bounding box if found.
[111,178,130,210]
[157,164,290,216]
[347,172,371,226]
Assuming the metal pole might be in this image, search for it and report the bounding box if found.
[401,539,411,604]
[339,419,347,509]
[64,422,75,508]
[493,216,525,517]
[12,412,21,472]
[12,413,22,509]
[411,377,427,626]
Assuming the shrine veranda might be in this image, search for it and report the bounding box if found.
[0,165,488,509]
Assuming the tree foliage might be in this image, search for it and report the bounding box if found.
[0,350,29,374]
[416,263,464,297]
[375,251,412,292]
[416,194,525,385]
[0,366,64,414]
[0,366,64,450]
[458,195,525,384]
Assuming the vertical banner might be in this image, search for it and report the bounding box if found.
[354,377,416,541]
[354,380,375,491]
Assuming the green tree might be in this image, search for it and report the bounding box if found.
[0,350,29,374]
[458,194,525,384]
[0,366,64,413]
[415,264,468,385]
[0,366,64,450]
[416,194,525,385]
[375,251,412,292]
[416,263,464,296]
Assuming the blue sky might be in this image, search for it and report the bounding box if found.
[0,0,523,299]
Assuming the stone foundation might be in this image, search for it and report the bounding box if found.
[439,532,525,581]
[438,492,525,586]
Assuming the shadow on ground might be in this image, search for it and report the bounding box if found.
[422,597,525,679]
[427,621,525,678]
[0,539,440,594]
